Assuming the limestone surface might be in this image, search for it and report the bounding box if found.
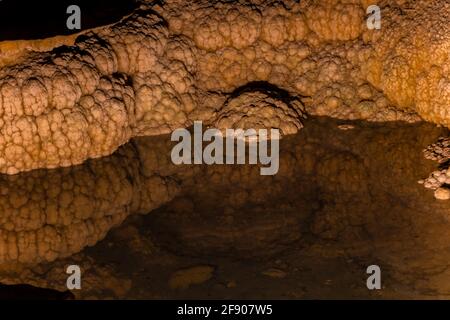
[0,0,447,175]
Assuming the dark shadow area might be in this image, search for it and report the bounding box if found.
[0,283,74,300]
[0,0,136,41]
[226,81,303,104]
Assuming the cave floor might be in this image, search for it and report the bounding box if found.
[86,221,418,300]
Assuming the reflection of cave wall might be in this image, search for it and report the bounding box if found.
[148,116,450,249]
[3,116,450,297]
[0,134,180,269]
[144,117,450,295]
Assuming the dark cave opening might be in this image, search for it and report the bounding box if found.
[0,0,137,41]
[226,81,305,106]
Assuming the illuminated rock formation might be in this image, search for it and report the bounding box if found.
[0,0,447,175]
[0,0,448,287]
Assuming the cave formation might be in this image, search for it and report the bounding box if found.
[0,0,449,299]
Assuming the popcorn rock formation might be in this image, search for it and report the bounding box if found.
[421,137,450,200]
[0,0,448,269]
[0,0,447,175]
[0,135,179,267]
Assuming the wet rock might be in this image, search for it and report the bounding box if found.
[261,268,287,279]
[168,265,215,290]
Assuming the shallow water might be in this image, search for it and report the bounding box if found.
[2,116,450,299]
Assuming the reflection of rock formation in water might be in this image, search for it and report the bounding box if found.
[0,134,179,268]
[0,0,449,298]
[0,0,448,174]
[1,117,450,298]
